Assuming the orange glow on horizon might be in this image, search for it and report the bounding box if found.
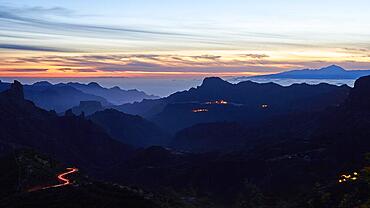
[1,49,370,78]
[0,70,268,78]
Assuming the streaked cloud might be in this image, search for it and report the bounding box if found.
[0,44,79,52]
[242,54,270,59]
[3,6,73,17]
[1,1,370,78]
[1,53,370,78]
[57,68,97,73]
[0,5,192,39]
[4,68,48,72]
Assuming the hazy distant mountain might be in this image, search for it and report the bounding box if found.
[244,65,370,79]
[0,80,158,112]
[25,82,110,113]
[88,109,170,147]
[0,81,109,112]
[67,82,159,105]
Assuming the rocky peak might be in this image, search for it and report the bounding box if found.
[347,75,370,111]
[201,77,230,88]
[1,80,25,102]
[87,82,101,88]
[319,65,346,72]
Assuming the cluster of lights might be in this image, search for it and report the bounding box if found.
[261,104,268,108]
[339,172,359,183]
[192,108,209,113]
[206,100,228,105]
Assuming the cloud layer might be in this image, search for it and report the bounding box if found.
[1,3,370,77]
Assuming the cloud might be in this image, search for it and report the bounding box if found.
[241,54,270,59]
[342,47,369,53]
[3,53,370,76]
[190,55,222,60]
[0,6,190,38]
[57,68,97,73]
[6,6,74,17]
[4,68,48,72]
[0,44,79,52]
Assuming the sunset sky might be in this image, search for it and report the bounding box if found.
[1,0,370,78]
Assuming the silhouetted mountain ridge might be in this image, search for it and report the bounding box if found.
[244,65,370,79]
[0,80,158,112]
[67,82,159,105]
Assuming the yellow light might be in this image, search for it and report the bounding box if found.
[341,175,351,179]
[192,108,209,113]
[206,100,228,105]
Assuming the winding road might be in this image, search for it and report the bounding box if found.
[46,168,79,188]
[28,167,79,192]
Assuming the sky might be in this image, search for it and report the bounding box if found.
[1,0,370,78]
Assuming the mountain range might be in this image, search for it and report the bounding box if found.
[243,65,370,80]
[1,74,370,207]
[66,82,159,105]
[106,75,370,207]
[0,81,134,170]
[117,76,350,133]
[0,80,158,112]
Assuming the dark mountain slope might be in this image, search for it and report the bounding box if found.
[171,122,251,152]
[88,109,169,147]
[71,100,104,116]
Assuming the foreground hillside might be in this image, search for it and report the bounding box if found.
[0,150,168,208]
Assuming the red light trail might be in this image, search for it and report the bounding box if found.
[28,167,78,192]
[48,168,78,188]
